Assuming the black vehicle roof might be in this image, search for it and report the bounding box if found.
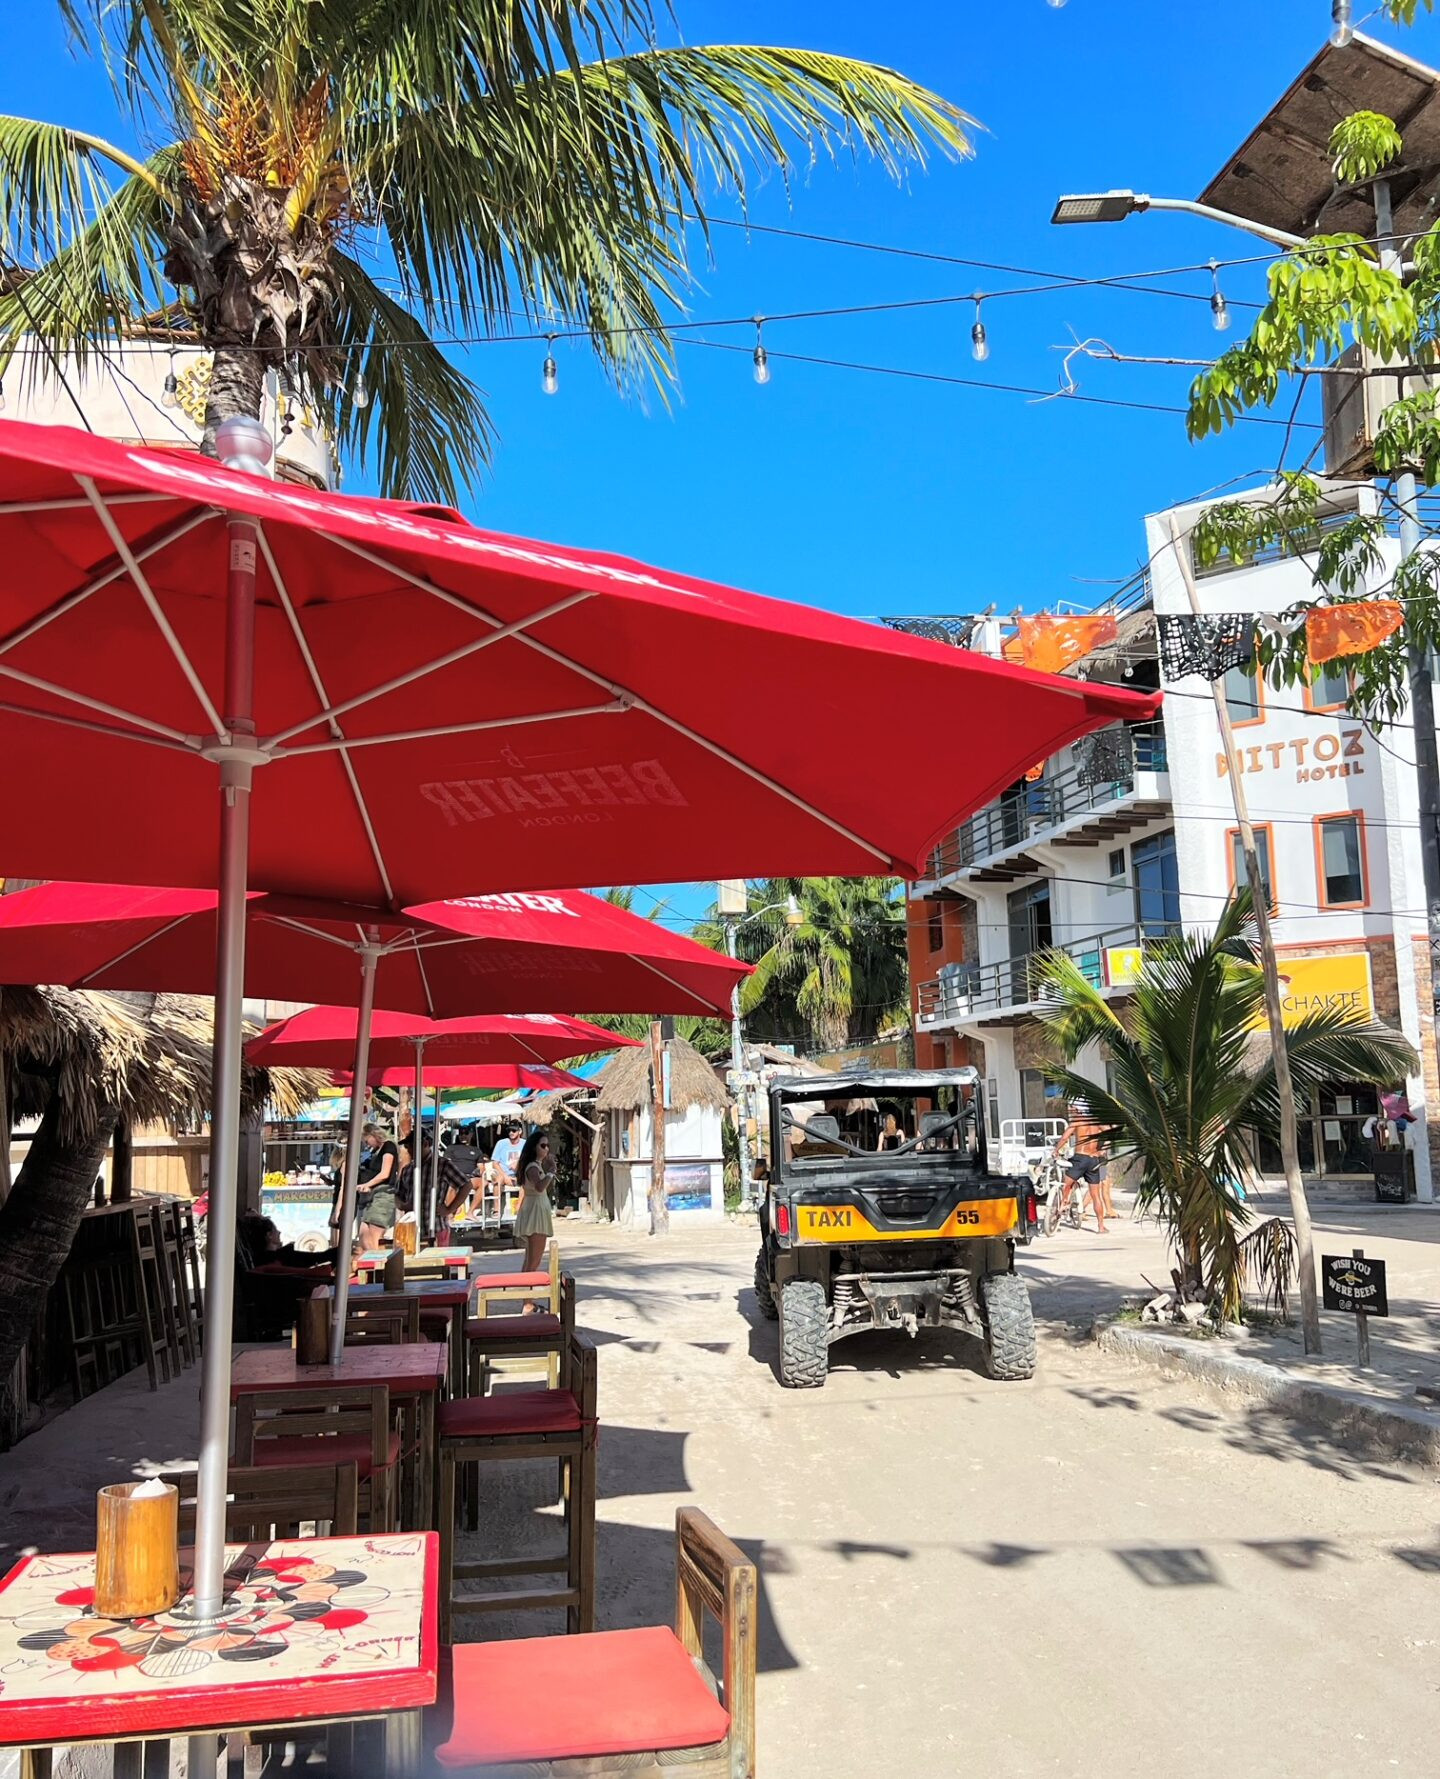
[770,1067,979,1101]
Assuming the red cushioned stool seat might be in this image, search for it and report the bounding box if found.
[434,1627,730,1768]
[438,1389,580,1439]
[471,1269,550,1291]
[464,1313,561,1341]
[252,1429,401,1480]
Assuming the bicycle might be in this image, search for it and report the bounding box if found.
[1035,1150,1085,1235]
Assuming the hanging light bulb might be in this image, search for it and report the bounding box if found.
[1209,261,1231,333]
[351,364,370,409]
[970,297,990,363]
[161,345,179,407]
[542,336,559,396]
[1330,0,1354,47]
[784,893,803,928]
[752,317,771,386]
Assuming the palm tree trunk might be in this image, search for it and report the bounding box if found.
[0,1095,115,1386]
[200,345,269,456]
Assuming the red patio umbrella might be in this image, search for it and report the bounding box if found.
[0,881,749,1018]
[0,416,1158,1619]
[248,1007,633,1071]
[335,1064,591,1092]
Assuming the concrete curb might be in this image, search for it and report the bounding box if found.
[1094,1319,1440,1469]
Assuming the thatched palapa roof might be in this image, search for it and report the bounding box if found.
[0,986,325,1143]
[595,1035,730,1115]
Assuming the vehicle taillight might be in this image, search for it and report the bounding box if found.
[776,1203,791,1237]
[1024,1193,1038,1227]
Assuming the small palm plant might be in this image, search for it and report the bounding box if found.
[1036,892,1413,1320]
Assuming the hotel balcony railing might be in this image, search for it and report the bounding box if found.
[916,923,1151,1025]
[921,720,1168,882]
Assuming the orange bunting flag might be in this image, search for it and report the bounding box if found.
[1305,600,1404,665]
[1024,760,1046,783]
[1017,614,1119,676]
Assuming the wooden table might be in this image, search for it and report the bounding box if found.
[353,1247,472,1278]
[0,1533,437,1778]
[231,1345,449,1530]
[349,1279,472,1397]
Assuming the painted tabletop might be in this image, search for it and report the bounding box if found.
[0,1533,437,1746]
[230,1343,448,1399]
[348,1280,471,1308]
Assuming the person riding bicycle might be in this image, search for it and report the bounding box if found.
[1052,1103,1110,1234]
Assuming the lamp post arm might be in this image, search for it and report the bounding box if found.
[1134,195,1308,250]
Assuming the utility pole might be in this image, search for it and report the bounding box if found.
[648,1018,668,1236]
[1169,515,1322,1352]
[1374,178,1440,1112]
[725,920,754,1208]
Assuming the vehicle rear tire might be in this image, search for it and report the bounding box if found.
[778,1278,828,1388]
[754,1247,779,1320]
[980,1270,1036,1380]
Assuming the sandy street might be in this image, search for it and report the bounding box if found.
[474,1216,1440,1779]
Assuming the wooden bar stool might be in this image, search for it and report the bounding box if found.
[128,1203,178,1384]
[234,1384,399,1532]
[428,1509,757,1777]
[470,1241,559,1317]
[175,1198,205,1351]
[156,1199,198,1369]
[160,1461,360,1539]
[345,1297,422,1344]
[464,1275,575,1397]
[436,1332,597,1643]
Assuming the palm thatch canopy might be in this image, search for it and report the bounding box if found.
[0,986,324,1143]
[595,1035,730,1115]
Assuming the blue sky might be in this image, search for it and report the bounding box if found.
[6,0,1440,926]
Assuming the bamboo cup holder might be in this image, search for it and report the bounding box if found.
[95,1481,180,1619]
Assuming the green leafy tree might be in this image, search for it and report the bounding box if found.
[0,0,972,500]
[698,877,909,1053]
[1184,4,1440,723]
[1037,894,1412,1319]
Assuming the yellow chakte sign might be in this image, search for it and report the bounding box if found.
[1251,953,1375,1028]
[795,1198,1019,1243]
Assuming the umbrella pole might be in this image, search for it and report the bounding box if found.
[414,1040,426,1244]
[191,492,265,1631]
[430,1085,442,1237]
[330,941,379,1366]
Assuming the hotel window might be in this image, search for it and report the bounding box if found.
[927,903,944,952]
[1222,664,1263,726]
[1316,814,1368,908]
[1228,825,1276,911]
[1305,661,1351,714]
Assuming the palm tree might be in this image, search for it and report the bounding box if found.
[1036,893,1413,1320]
[0,1,973,500]
[703,877,909,1053]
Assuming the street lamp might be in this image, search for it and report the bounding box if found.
[1051,190,1306,249]
[721,890,803,1208]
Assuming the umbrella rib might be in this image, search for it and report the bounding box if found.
[413,945,438,1018]
[260,586,595,749]
[0,492,175,515]
[253,525,395,906]
[313,531,899,869]
[0,663,203,747]
[0,696,197,752]
[628,952,712,1016]
[0,512,216,661]
[74,915,192,988]
[77,476,227,740]
[274,701,621,756]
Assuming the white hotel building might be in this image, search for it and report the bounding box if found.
[907,485,1437,1202]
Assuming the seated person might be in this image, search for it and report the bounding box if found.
[234,1214,337,1341]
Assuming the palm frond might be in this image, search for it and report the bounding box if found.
[318,250,496,504]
